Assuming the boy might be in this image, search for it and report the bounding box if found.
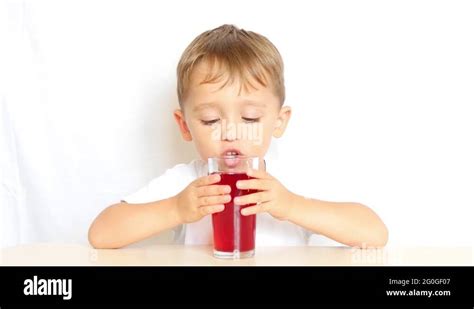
[88,24,388,249]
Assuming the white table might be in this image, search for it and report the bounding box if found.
[1,244,472,266]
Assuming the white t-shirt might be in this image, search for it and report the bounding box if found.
[122,156,315,246]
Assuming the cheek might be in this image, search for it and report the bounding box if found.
[261,119,278,137]
[189,124,219,147]
[193,130,213,147]
[245,123,273,153]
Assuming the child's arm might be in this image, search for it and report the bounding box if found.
[284,196,388,248]
[88,174,231,249]
[235,169,388,247]
[88,198,180,249]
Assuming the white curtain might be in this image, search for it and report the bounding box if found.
[0,0,199,248]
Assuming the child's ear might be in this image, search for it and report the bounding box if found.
[173,109,193,141]
[272,106,292,138]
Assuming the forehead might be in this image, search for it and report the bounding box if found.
[186,61,278,108]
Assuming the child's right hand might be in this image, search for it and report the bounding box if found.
[174,174,231,224]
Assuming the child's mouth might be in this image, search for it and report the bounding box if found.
[224,151,239,156]
[221,150,242,168]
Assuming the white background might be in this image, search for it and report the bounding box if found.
[1,0,473,248]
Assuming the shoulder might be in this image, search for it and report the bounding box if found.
[147,159,207,190]
[162,159,207,179]
[122,159,207,204]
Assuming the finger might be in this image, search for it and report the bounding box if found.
[241,202,270,216]
[234,191,270,206]
[236,178,273,191]
[199,204,225,216]
[197,184,231,197]
[246,168,273,179]
[199,194,231,206]
[194,174,221,187]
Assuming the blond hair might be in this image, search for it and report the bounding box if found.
[177,24,285,107]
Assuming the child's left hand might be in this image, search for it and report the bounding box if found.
[234,169,296,220]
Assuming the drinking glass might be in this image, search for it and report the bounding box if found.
[208,156,260,259]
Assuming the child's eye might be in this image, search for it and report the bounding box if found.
[201,119,220,126]
[242,117,260,123]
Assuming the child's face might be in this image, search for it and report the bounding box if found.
[174,62,291,161]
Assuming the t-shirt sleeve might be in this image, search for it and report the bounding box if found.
[121,162,198,204]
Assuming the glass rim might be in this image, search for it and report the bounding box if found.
[207,155,261,173]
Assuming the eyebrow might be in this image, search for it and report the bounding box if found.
[192,103,218,112]
[241,100,267,108]
[192,100,266,112]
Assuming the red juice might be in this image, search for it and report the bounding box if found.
[212,173,257,254]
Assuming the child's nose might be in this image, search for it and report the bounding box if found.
[223,130,237,142]
[220,118,239,142]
